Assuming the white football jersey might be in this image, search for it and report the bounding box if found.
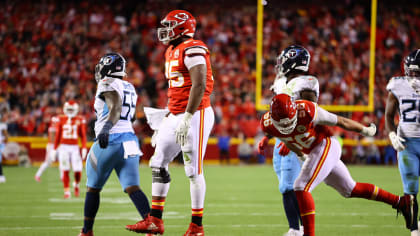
[0,122,6,144]
[94,78,138,137]
[387,76,420,138]
[271,75,319,101]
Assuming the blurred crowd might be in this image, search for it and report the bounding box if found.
[0,0,419,144]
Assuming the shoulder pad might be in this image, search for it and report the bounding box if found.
[386,76,406,91]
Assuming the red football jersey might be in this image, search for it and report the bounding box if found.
[164,38,214,114]
[261,100,332,154]
[54,115,87,149]
[47,116,59,144]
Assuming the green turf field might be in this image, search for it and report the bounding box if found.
[0,164,412,236]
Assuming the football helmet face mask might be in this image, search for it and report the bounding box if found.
[404,49,420,92]
[275,45,310,77]
[270,94,297,135]
[95,53,127,82]
[157,10,196,45]
[63,100,79,118]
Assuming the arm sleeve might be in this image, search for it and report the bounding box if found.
[313,105,338,126]
[184,47,207,70]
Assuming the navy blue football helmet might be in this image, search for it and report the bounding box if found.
[275,45,310,76]
[404,49,420,77]
[95,53,127,82]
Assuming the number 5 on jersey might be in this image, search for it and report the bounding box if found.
[120,91,136,120]
[165,60,184,88]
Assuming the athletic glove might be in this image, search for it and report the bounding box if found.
[81,148,87,160]
[258,136,269,155]
[98,120,113,148]
[389,131,406,151]
[277,142,290,156]
[175,112,193,150]
[361,123,376,136]
[49,149,57,162]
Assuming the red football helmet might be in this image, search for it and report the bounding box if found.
[270,94,297,134]
[63,100,79,118]
[157,10,196,45]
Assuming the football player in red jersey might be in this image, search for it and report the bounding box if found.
[52,101,87,199]
[260,94,414,236]
[34,115,59,182]
[126,10,214,236]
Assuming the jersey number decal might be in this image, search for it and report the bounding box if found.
[120,91,136,120]
[401,99,420,123]
[63,124,78,139]
[165,60,184,88]
[282,133,316,150]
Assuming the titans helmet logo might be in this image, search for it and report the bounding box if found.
[286,49,298,59]
[102,56,114,65]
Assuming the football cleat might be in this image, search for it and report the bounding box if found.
[34,175,41,182]
[184,222,204,236]
[125,214,164,235]
[64,191,71,199]
[74,186,80,197]
[74,182,80,197]
[78,229,93,236]
[394,194,415,229]
[0,175,6,183]
[283,228,303,236]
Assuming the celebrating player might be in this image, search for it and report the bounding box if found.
[260,94,414,236]
[385,49,420,235]
[34,115,59,182]
[78,53,150,236]
[126,10,214,236]
[258,45,318,236]
[52,101,87,198]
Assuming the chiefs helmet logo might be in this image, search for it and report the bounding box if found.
[174,13,189,21]
[286,49,298,59]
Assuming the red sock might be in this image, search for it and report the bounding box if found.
[350,182,400,206]
[74,171,81,184]
[295,190,315,236]
[62,170,70,189]
[150,198,165,219]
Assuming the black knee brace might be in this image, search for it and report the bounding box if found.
[152,167,171,183]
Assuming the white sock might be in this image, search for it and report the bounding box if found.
[190,174,206,209]
[35,161,50,177]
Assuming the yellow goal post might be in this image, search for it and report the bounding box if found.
[255,0,377,112]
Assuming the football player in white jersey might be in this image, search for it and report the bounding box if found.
[78,53,150,236]
[385,49,420,236]
[0,115,8,183]
[258,45,318,236]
